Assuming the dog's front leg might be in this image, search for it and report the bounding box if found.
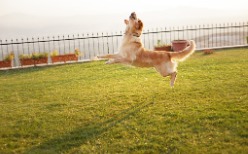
[106,56,130,64]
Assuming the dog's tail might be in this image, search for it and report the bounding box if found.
[170,40,196,62]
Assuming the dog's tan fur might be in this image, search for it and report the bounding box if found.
[98,12,196,86]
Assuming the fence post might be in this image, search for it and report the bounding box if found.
[92,33,95,57]
[0,40,3,59]
[106,33,109,54]
[73,34,76,51]
[82,34,86,58]
[42,37,45,52]
[57,36,60,52]
[5,40,8,55]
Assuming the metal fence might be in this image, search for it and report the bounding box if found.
[0,22,248,69]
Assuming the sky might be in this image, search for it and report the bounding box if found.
[0,0,247,17]
[0,0,247,39]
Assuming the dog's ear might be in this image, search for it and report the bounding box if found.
[124,19,129,25]
[136,19,143,31]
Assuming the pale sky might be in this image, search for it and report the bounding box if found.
[0,0,247,17]
[0,0,247,39]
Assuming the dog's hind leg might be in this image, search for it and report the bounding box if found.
[170,72,177,87]
[155,62,178,87]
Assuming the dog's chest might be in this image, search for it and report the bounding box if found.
[119,45,136,61]
[119,36,141,60]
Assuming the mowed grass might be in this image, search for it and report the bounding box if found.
[0,48,247,153]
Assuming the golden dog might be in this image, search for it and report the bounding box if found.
[98,12,196,87]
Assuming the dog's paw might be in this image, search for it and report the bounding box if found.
[91,56,99,61]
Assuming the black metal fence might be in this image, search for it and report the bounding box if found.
[0,22,248,69]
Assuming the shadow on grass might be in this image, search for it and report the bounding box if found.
[0,61,88,76]
[0,65,56,76]
[25,102,154,153]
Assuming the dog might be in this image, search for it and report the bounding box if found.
[98,12,196,87]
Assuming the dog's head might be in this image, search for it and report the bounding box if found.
[124,12,143,37]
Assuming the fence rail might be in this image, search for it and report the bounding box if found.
[0,22,248,69]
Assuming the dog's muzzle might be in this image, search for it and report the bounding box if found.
[130,12,137,20]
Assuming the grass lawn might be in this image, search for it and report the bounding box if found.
[0,48,248,153]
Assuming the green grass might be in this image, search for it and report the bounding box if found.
[0,48,248,153]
